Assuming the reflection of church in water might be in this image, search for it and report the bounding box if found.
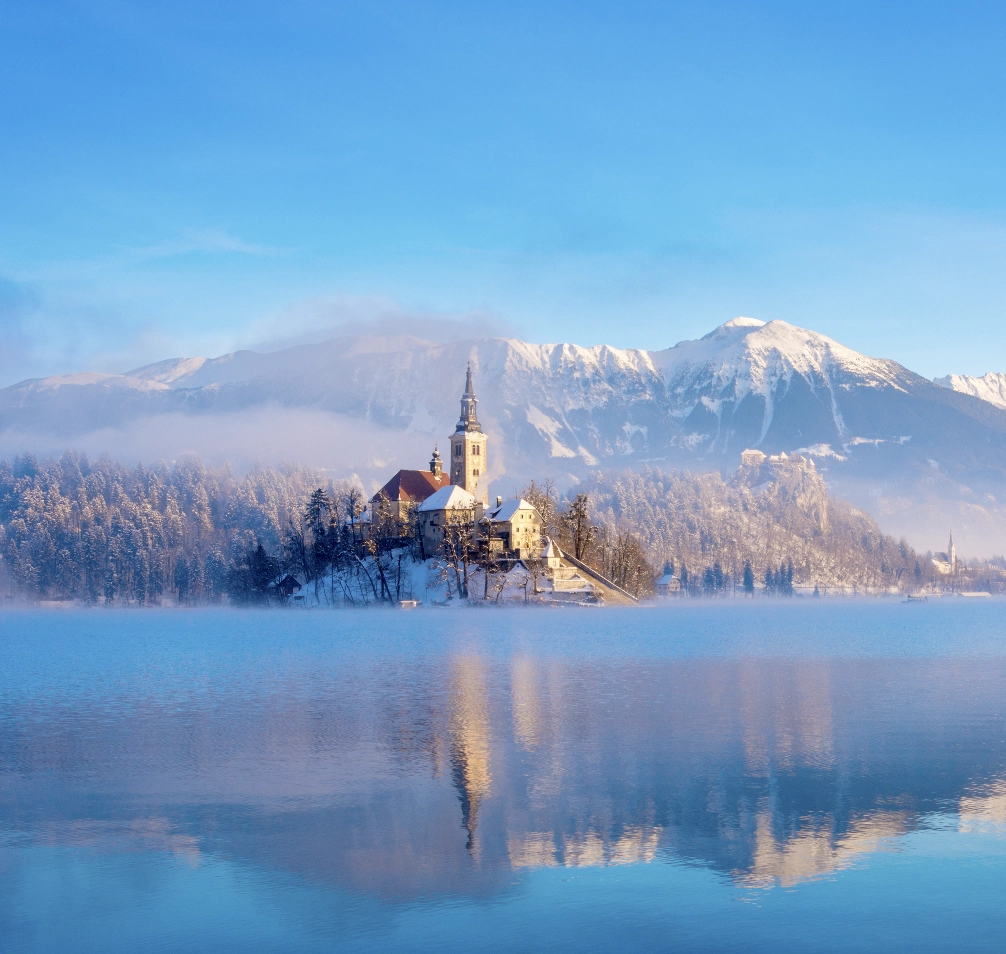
[447,656,493,860]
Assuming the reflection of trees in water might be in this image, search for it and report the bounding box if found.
[9,656,1006,898]
[511,657,542,751]
[959,778,1006,831]
[738,661,835,774]
[742,807,909,887]
[497,659,1006,887]
[508,827,662,870]
[448,655,492,861]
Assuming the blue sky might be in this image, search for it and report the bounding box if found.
[2,0,1005,382]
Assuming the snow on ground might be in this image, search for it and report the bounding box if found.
[407,558,598,607]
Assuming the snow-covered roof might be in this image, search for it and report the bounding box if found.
[489,497,538,523]
[542,539,558,559]
[656,573,676,585]
[372,468,450,503]
[417,484,478,512]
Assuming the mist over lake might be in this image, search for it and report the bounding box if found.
[4,602,1006,952]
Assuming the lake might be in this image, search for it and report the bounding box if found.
[3,601,1006,952]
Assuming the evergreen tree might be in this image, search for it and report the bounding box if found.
[174,555,191,604]
[743,560,754,595]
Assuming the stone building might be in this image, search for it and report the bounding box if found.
[416,484,482,557]
[486,497,542,559]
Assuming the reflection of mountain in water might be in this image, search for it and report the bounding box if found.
[4,654,1006,900]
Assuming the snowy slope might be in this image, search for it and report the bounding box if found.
[0,318,988,471]
[650,317,912,453]
[3,317,1006,551]
[934,372,1006,411]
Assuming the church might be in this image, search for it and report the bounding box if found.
[932,533,957,576]
[371,364,490,525]
[372,366,549,560]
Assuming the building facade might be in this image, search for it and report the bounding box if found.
[450,365,489,506]
[416,484,482,557]
[487,497,542,559]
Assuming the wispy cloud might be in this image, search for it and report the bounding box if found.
[240,294,521,353]
[0,269,204,387]
[123,227,290,261]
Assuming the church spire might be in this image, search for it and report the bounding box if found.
[456,362,482,433]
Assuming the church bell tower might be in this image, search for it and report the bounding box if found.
[449,364,488,505]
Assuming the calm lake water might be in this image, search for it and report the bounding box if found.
[4,601,1006,952]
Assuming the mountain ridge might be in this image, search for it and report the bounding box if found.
[3,318,1006,554]
[935,371,1006,411]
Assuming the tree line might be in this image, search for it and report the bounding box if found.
[579,460,924,593]
[0,450,933,605]
[0,452,355,605]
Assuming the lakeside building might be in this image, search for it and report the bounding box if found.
[486,497,542,559]
[654,563,682,597]
[378,366,530,559]
[416,484,483,557]
[932,533,957,575]
[372,367,617,595]
[371,367,489,523]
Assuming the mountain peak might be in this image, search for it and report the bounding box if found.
[935,371,1006,410]
[721,316,765,329]
[654,317,908,418]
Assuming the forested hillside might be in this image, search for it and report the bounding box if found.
[583,454,924,591]
[0,452,352,604]
[0,450,927,605]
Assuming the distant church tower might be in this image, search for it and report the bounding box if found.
[450,364,488,505]
[949,532,957,573]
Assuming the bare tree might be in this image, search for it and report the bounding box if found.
[522,478,559,539]
[522,556,544,595]
[442,504,478,598]
[344,487,365,546]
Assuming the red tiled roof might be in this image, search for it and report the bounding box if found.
[372,469,451,504]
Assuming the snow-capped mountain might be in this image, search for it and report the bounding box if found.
[651,317,915,454]
[3,317,1006,552]
[934,371,1006,411]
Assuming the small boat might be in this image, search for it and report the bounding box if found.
[903,594,928,603]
